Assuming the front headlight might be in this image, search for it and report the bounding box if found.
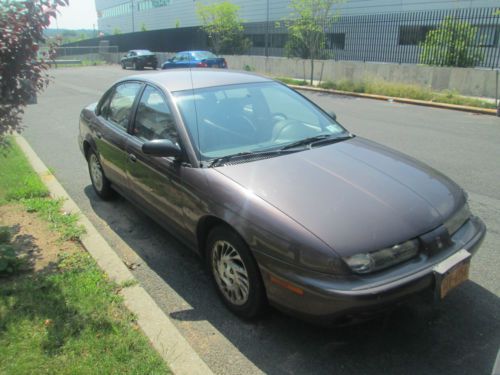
[343,239,419,274]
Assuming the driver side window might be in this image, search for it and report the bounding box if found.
[133,86,179,144]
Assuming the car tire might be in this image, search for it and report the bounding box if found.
[121,62,126,69]
[152,64,157,70]
[206,226,267,319]
[87,150,115,200]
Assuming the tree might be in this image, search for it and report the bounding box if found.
[196,1,251,55]
[0,0,68,146]
[420,16,483,67]
[283,0,343,85]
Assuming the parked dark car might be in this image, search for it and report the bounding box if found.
[121,50,158,70]
[79,70,486,323]
[161,50,227,69]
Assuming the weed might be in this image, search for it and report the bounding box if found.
[21,198,85,241]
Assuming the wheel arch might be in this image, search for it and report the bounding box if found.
[196,215,247,259]
[82,138,97,161]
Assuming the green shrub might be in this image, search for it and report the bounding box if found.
[0,226,11,243]
[0,242,23,276]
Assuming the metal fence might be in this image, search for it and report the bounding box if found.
[40,45,120,64]
[246,7,500,68]
[64,7,500,68]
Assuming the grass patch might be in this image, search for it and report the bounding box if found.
[0,252,170,374]
[0,140,84,241]
[21,198,85,241]
[0,141,48,204]
[51,60,107,68]
[317,79,496,109]
[0,139,169,373]
[275,76,496,109]
[276,77,309,86]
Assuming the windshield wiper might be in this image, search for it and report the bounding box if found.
[280,133,354,151]
[209,152,254,167]
[208,148,296,168]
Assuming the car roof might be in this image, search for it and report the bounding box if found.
[121,69,273,92]
[177,50,211,54]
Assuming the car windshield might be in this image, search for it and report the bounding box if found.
[173,82,348,161]
[192,51,217,59]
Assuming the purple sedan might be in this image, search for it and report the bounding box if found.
[79,70,485,323]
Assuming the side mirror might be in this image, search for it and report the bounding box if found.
[329,111,337,121]
[142,139,182,158]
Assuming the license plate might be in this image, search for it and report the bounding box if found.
[433,249,471,300]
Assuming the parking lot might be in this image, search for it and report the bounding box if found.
[22,66,500,375]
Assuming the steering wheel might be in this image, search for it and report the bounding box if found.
[272,119,305,142]
[271,112,288,123]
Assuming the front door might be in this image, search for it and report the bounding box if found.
[125,85,187,234]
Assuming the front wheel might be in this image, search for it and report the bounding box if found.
[207,226,266,319]
[121,62,126,69]
[88,151,115,200]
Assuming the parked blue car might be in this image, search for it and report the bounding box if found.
[161,50,228,69]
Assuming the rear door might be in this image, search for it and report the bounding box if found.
[125,85,188,234]
[94,81,143,191]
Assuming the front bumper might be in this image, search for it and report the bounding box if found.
[257,216,486,323]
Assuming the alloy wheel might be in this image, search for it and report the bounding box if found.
[211,240,250,306]
[89,154,104,192]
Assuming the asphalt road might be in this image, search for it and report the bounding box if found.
[22,66,500,375]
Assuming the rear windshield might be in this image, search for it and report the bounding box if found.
[135,50,153,55]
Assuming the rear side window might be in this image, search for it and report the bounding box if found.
[106,82,142,130]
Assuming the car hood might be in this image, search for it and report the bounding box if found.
[215,137,465,257]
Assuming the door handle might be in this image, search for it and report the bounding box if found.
[128,153,137,162]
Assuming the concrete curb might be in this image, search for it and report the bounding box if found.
[287,84,499,116]
[15,135,213,375]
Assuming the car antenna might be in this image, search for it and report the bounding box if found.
[187,52,203,167]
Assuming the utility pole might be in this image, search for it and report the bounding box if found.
[131,0,135,32]
[265,0,269,57]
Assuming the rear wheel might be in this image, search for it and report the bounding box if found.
[87,150,115,200]
[207,226,266,319]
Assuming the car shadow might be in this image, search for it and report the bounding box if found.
[84,185,499,375]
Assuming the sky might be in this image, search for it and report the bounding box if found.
[49,1,98,30]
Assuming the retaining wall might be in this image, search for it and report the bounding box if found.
[223,56,498,99]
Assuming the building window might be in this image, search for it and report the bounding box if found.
[100,0,171,19]
[270,34,288,48]
[398,26,434,45]
[247,34,265,48]
[475,25,499,47]
[327,33,345,50]
[138,0,172,12]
